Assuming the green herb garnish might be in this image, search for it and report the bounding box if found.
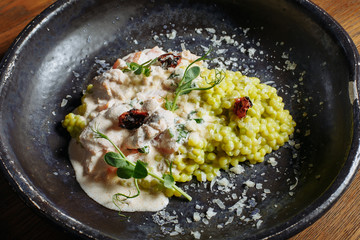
[123,58,158,77]
[194,118,204,124]
[138,146,150,154]
[176,124,189,143]
[188,110,204,124]
[92,128,192,211]
[168,72,180,79]
[168,49,225,111]
[168,128,174,138]
[163,159,175,189]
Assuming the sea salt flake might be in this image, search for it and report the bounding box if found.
[195,28,203,34]
[193,212,201,222]
[217,178,230,187]
[248,48,256,58]
[225,216,234,225]
[213,198,226,210]
[206,207,217,219]
[166,29,177,39]
[285,60,297,70]
[244,180,255,188]
[267,157,278,167]
[205,27,216,33]
[61,99,68,107]
[191,231,201,239]
[230,165,245,174]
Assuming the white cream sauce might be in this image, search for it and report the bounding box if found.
[69,47,210,211]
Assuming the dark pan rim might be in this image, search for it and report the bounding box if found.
[0,0,359,239]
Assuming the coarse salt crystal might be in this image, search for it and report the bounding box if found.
[61,99,68,107]
[206,207,217,219]
[244,180,255,188]
[248,48,256,58]
[230,165,245,174]
[225,216,234,225]
[217,178,230,187]
[193,212,201,222]
[213,198,226,210]
[191,231,201,239]
[267,157,278,167]
[205,27,216,33]
[166,29,177,40]
[195,28,203,34]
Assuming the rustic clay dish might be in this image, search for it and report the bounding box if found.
[0,0,359,239]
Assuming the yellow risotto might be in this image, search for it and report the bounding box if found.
[165,69,295,196]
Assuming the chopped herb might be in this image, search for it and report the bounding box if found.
[168,128,174,138]
[138,146,150,154]
[176,124,189,143]
[188,111,203,124]
[194,118,204,124]
[189,110,197,115]
[168,72,180,79]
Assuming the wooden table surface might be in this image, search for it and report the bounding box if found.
[0,0,360,239]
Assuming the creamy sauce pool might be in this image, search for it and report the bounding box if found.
[69,47,211,211]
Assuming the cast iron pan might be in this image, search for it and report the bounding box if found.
[0,0,359,239]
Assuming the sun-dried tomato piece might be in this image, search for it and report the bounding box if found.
[233,97,253,119]
[158,53,182,69]
[118,109,149,130]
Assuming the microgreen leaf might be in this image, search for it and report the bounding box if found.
[133,160,148,179]
[183,66,201,84]
[163,174,175,189]
[116,162,135,179]
[123,58,158,77]
[143,68,151,77]
[170,48,225,111]
[104,152,127,168]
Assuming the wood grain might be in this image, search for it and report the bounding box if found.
[0,0,359,239]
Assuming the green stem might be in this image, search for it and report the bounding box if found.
[171,92,180,111]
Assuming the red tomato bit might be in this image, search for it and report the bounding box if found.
[158,53,182,69]
[118,109,149,130]
[233,97,253,119]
